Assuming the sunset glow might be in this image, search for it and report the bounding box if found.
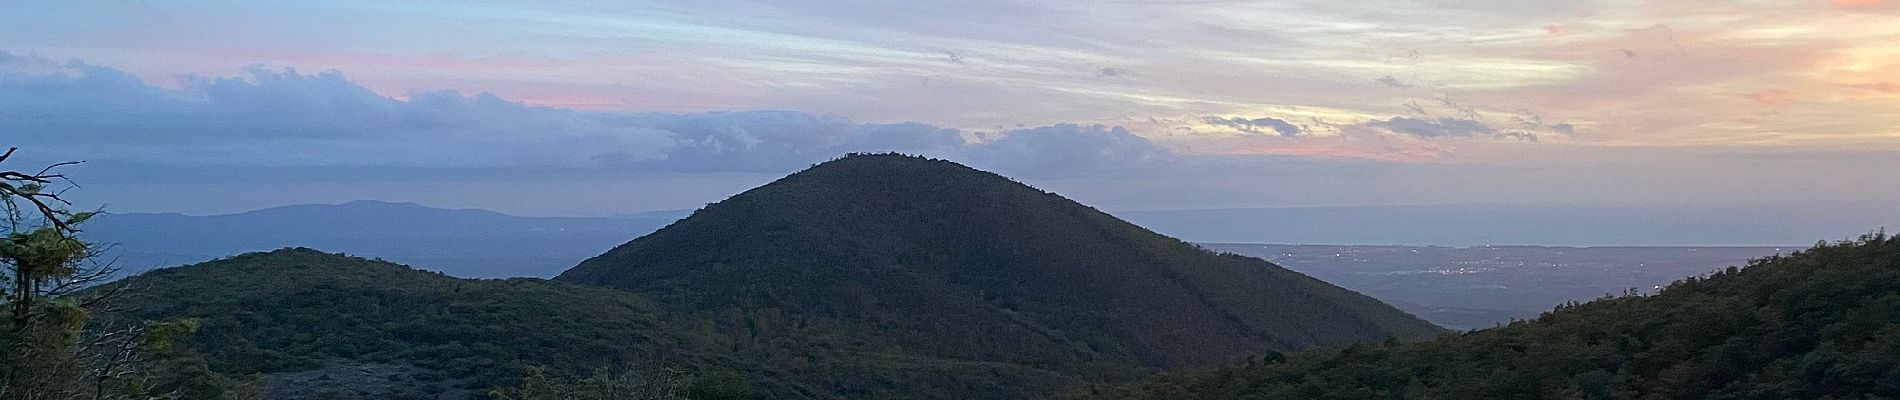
[4,1,1898,215]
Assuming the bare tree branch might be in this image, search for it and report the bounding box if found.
[0,147,85,233]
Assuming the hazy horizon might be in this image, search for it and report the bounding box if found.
[93,197,1890,247]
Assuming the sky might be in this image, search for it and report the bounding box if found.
[3,0,1898,231]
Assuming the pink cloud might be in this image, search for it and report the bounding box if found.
[1171,135,1451,163]
[1846,82,1900,93]
[1832,0,1899,12]
[1744,89,1799,106]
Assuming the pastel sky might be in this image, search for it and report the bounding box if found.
[3,0,1898,222]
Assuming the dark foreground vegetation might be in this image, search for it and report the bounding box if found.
[95,248,742,399]
[1087,232,1900,399]
[2,148,238,399]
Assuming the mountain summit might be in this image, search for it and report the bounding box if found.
[558,154,1441,371]
[93,154,1440,399]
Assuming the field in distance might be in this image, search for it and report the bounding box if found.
[1207,243,1790,330]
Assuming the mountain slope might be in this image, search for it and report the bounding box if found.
[557,154,1441,374]
[93,248,727,399]
[1087,234,1900,399]
[93,251,1172,399]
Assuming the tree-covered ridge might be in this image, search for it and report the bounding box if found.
[558,154,1439,374]
[93,248,745,399]
[92,248,1120,399]
[92,154,1445,399]
[1085,233,1900,399]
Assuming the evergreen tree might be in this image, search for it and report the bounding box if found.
[0,147,240,400]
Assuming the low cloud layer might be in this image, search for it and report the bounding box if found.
[1365,117,1497,138]
[1,52,1168,177]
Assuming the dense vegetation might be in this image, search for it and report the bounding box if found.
[91,249,1108,399]
[1086,233,1900,399]
[489,367,753,400]
[93,248,777,399]
[3,148,239,399]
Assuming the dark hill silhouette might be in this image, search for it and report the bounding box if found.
[557,153,1442,371]
[101,248,1134,399]
[94,248,711,399]
[1089,233,1900,399]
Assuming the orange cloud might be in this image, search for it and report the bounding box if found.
[1171,135,1451,163]
[1848,82,1900,93]
[1744,89,1799,106]
[1833,0,1889,9]
[1545,24,1570,36]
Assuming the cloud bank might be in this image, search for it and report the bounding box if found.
[1364,117,1497,138]
[1200,116,1306,137]
[0,52,1168,177]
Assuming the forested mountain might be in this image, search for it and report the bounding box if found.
[557,154,1441,372]
[94,248,725,399]
[100,248,1073,399]
[79,155,1900,399]
[92,154,1436,399]
[1086,233,1900,399]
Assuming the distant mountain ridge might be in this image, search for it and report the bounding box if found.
[89,197,1883,280]
[87,200,689,277]
[90,199,1806,331]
